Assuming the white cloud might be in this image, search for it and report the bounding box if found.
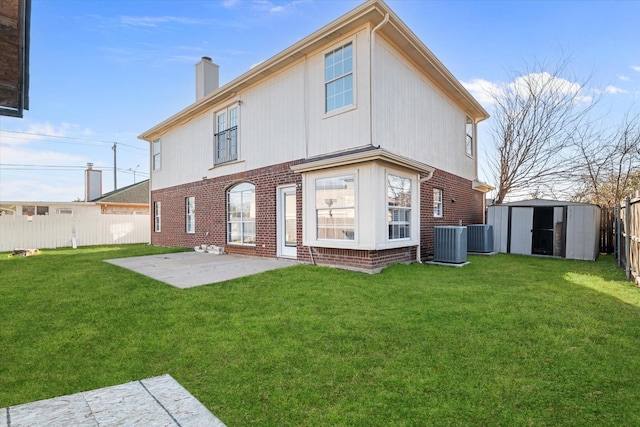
[603,85,628,94]
[118,16,205,28]
[252,0,309,14]
[222,0,240,8]
[463,72,592,109]
[462,78,499,107]
[619,75,630,81]
[631,65,640,72]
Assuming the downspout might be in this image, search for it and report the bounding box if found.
[370,13,389,149]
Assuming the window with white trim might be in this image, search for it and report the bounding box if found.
[227,183,255,245]
[465,116,474,157]
[387,175,411,240]
[315,175,355,240]
[215,105,239,165]
[433,189,443,218]
[154,201,161,232]
[186,196,195,234]
[152,139,161,170]
[325,42,353,113]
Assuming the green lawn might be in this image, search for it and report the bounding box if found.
[2,245,640,426]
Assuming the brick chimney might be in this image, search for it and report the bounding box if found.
[196,56,219,101]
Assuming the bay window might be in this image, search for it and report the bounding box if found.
[387,174,411,239]
[315,175,355,240]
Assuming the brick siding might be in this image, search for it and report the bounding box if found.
[151,161,484,271]
[419,169,484,260]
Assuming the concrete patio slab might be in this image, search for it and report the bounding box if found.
[1,374,226,427]
[105,252,298,288]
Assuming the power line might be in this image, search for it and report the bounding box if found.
[0,164,149,176]
[0,129,147,152]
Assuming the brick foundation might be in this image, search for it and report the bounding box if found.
[151,161,484,271]
[308,246,416,273]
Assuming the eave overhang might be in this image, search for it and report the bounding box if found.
[138,0,488,142]
[290,147,435,179]
[472,180,495,193]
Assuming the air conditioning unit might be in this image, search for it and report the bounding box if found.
[467,224,494,253]
[433,226,467,263]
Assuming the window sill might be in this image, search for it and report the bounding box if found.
[209,159,245,171]
[323,103,357,119]
[226,242,256,247]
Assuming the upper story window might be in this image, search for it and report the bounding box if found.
[433,188,443,218]
[465,117,474,157]
[215,105,239,165]
[316,175,355,240]
[152,139,161,170]
[228,182,255,245]
[325,42,353,113]
[387,175,411,240]
[154,201,161,232]
[186,196,195,234]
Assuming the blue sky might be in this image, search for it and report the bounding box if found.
[0,0,638,201]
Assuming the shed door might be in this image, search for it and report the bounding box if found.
[532,207,555,255]
[510,207,533,255]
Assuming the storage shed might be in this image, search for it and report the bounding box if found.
[487,199,600,261]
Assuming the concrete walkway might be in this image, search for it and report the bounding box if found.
[106,252,299,288]
[1,374,226,427]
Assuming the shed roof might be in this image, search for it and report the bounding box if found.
[494,199,599,208]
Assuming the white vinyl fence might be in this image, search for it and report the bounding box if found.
[0,214,150,251]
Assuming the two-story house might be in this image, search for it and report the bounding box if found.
[139,0,490,273]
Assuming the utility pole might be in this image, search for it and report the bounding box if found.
[112,143,117,190]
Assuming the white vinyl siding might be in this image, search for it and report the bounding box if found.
[149,30,372,192]
[387,174,411,240]
[185,197,195,233]
[372,36,476,180]
[325,42,353,113]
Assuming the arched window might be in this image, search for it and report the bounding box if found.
[227,183,256,245]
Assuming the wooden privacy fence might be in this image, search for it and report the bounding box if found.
[599,207,615,254]
[0,214,150,252]
[617,196,640,285]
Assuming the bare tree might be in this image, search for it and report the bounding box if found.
[570,113,640,208]
[487,57,597,204]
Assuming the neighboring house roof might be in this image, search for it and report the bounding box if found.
[0,0,30,117]
[496,199,598,207]
[138,0,488,142]
[92,180,149,204]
